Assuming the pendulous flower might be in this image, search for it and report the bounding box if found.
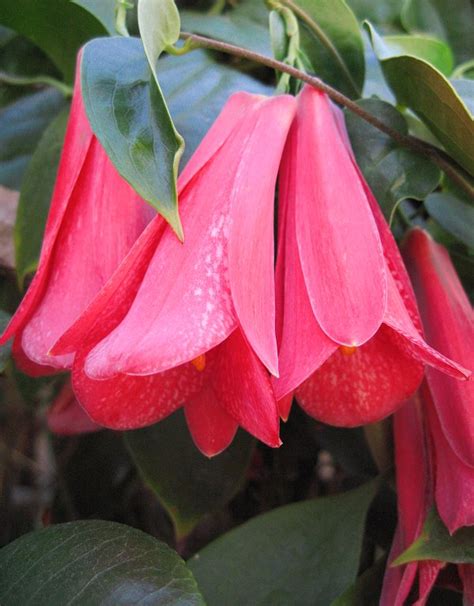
[52,91,297,456]
[0,54,154,375]
[274,85,470,426]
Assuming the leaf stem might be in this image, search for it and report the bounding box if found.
[0,72,73,97]
[179,31,474,199]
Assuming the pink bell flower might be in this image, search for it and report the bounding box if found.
[274,85,470,425]
[381,230,473,605]
[0,54,154,375]
[52,92,297,456]
[47,379,100,436]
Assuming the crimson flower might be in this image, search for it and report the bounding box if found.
[47,380,100,436]
[52,92,296,456]
[274,85,469,425]
[0,55,154,375]
[381,229,473,605]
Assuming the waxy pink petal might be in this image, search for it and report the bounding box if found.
[274,128,337,401]
[295,325,424,426]
[403,228,474,467]
[293,86,387,346]
[185,386,239,457]
[84,93,295,379]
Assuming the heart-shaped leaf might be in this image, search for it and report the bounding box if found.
[425,192,474,248]
[0,520,205,605]
[189,479,380,606]
[72,0,117,35]
[126,409,255,538]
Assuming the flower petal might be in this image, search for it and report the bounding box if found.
[20,139,153,369]
[0,60,93,347]
[274,129,337,400]
[403,228,474,467]
[210,329,281,448]
[294,86,386,346]
[185,386,239,457]
[85,93,291,378]
[295,325,424,426]
[228,94,296,377]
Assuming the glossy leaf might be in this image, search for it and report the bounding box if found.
[126,409,255,538]
[331,557,386,606]
[189,480,380,606]
[82,34,185,237]
[14,108,69,285]
[451,78,474,115]
[346,0,403,24]
[181,0,271,56]
[0,520,205,605]
[72,0,117,35]
[286,0,365,98]
[0,310,11,371]
[366,22,474,176]
[0,88,66,189]
[394,508,474,565]
[345,98,440,219]
[0,0,108,81]
[425,192,474,248]
[401,0,474,63]
[160,50,272,166]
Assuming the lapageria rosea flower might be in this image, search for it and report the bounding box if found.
[274,85,470,426]
[0,55,154,375]
[52,92,297,456]
[380,230,473,605]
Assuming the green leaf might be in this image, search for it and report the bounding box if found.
[401,0,474,63]
[394,508,474,565]
[0,0,109,81]
[126,409,255,538]
[0,88,67,189]
[344,98,441,220]
[346,0,404,25]
[0,310,11,371]
[14,108,69,285]
[160,49,272,165]
[366,22,474,176]
[425,192,474,248]
[180,0,271,56]
[72,0,117,35]
[330,557,386,606]
[189,479,380,606]
[0,520,205,605]
[283,0,365,99]
[451,78,474,115]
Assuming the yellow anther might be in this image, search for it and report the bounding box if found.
[340,345,357,356]
[191,354,206,372]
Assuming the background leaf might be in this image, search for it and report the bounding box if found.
[401,0,474,63]
[425,192,474,248]
[0,520,205,605]
[126,409,255,538]
[0,310,11,371]
[14,108,69,285]
[346,0,404,26]
[181,0,271,56]
[345,98,441,219]
[330,557,386,606]
[188,480,380,606]
[394,508,474,565]
[285,0,365,99]
[0,89,67,189]
[366,22,474,176]
[0,0,109,81]
[71,0,117,35]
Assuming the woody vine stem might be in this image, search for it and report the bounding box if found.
[179,31,474,199]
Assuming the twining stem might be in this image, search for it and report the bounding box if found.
[179,31,474,199]
[0,72,73,97]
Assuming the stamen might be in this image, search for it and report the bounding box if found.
[340,345,357,356]
[191,354,206,371]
